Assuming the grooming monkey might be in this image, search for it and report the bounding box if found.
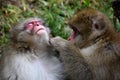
[51,8,120,80]
[68,8,120,80]
[0,18,63,80]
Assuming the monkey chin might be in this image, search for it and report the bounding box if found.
[36,31,50,45]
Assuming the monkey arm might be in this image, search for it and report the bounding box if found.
[50,36,93,80]
[50,37,81,56]
[50,36,89,63]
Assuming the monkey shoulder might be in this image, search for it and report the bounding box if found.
[0,43,11,58]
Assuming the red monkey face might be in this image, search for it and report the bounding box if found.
[25,20,47,35]
[10,18,50,44]
[23,19,50,44]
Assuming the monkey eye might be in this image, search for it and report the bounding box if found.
[28,23,33,26]
[25,22,34,30]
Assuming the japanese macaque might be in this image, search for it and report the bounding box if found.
[68,8,120,80]
[0,18,63,80]
[51,8,120,80]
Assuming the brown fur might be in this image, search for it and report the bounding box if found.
[68,8,120,80]
[51,8,120,80]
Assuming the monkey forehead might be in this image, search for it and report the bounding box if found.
[26,20,42,25]
[68,9,97,23]
[14,18,45,30]
[69,8,110,25]
[24,18,44,25]
[78,8,101,16]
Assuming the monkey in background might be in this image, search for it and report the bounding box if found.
[51,8,120,80]
[0,18,64,80]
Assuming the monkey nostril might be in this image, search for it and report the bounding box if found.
[36,24,40,26]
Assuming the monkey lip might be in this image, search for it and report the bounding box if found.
[68,27,80,42]
[38,28,44,31]
[35,28,45,34]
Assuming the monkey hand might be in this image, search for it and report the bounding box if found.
[50,36,79,52]
[50,36,70,49]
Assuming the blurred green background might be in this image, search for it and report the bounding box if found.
[0,0,118,45]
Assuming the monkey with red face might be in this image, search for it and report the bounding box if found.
[0,18,64,80]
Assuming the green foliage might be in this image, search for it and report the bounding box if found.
[0,0,113,45]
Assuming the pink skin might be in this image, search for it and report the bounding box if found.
[25,20,47,35]
[68,27,78,42]
[68,32,74,42]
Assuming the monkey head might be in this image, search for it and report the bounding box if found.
[10,18,50,45]
[68,8,115,48]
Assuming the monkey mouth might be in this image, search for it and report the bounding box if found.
[37,28,44,31]
[35,28,44,32]
[68,27,80,42]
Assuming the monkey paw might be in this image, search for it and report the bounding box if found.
[50,36,71,50]
[51,36,67,46]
